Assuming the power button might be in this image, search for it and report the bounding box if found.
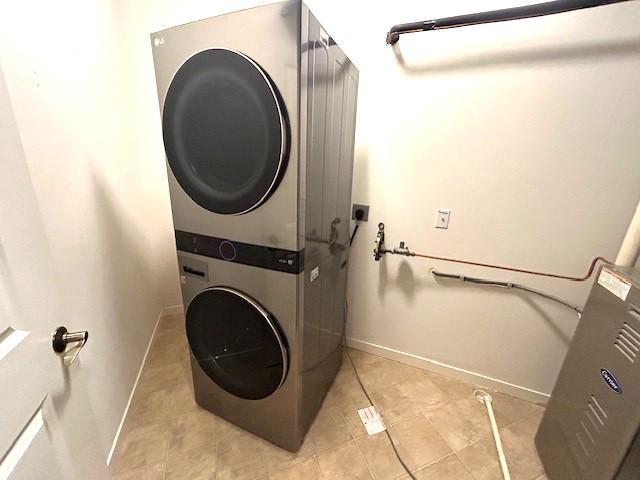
[218,240,236,261]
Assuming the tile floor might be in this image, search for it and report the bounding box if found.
[111,314,549,480]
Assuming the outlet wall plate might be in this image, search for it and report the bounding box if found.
[351,204,369,222]
[435,209,451,229]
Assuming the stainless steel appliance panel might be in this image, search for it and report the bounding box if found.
[302,12,358,266]
[151,1,301,250]
[178,251,304,450]
[298,8,358,435]
[536,266,640,480]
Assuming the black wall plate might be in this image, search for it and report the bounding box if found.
[351,204,369,222]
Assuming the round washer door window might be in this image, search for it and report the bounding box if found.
[186,287,288,400]
[162,49,289,215]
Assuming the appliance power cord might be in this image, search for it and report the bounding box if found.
[344,345,419,480]
[343,296,417,479]
[349,223,360,246]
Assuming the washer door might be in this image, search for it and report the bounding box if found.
[186,287,289,400]
[162,48,289,215]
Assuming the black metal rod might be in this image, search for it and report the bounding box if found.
[386,0,631,45]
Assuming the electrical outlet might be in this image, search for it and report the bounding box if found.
[435,209,451,229]
[352,204,369,222]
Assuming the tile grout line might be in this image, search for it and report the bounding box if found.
[149,319,181,480]
[422,403,474,455]
[456,408,544,454]
[411,451,459,475]
[497,408,544,431]
[351,431,380,479]
[159,420,173,480]
[451,411,546,480]
[214,423,219,480]
[158,333,174,480]
[311,453,326,480]
[349,354,457,478]
[348,356,417,479]
[451,450,477,479]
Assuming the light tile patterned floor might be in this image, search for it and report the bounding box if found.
[110,314,549,480]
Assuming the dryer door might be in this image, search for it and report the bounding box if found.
[186,287,289,400]
[162,48,289,215]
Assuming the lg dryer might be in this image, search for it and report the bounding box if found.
[151,0,357,254]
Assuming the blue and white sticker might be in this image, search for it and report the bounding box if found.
[601,368,623,394]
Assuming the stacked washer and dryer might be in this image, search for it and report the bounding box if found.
[151,1,358,451]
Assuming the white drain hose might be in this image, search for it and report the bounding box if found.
[474,390,511,480]
[616,200,640,267]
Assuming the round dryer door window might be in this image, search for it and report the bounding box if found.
[186,287,288,400]
[162,48,289,215]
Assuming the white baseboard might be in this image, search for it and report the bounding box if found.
[162,304,184,316]
[106,304,181,465]
[346,337,549,405]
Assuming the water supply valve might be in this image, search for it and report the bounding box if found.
[393,241,413,256]
[373,222,386,261]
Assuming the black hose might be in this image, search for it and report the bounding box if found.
[343,299,418,480]
[344,347,419,480]
[349,223,360,246]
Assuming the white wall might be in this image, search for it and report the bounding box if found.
[5,0,633,453]
[323,0,640,399]
[113,0,640,402]
[0,0,181,459]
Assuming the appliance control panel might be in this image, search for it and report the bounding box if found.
[175,230,304,274]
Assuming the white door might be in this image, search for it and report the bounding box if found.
[0,65,109,479]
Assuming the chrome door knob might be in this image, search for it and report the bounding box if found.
[52,326,88,367]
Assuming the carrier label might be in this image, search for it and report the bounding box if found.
[601,368,623,394]
[598,267,631,301]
